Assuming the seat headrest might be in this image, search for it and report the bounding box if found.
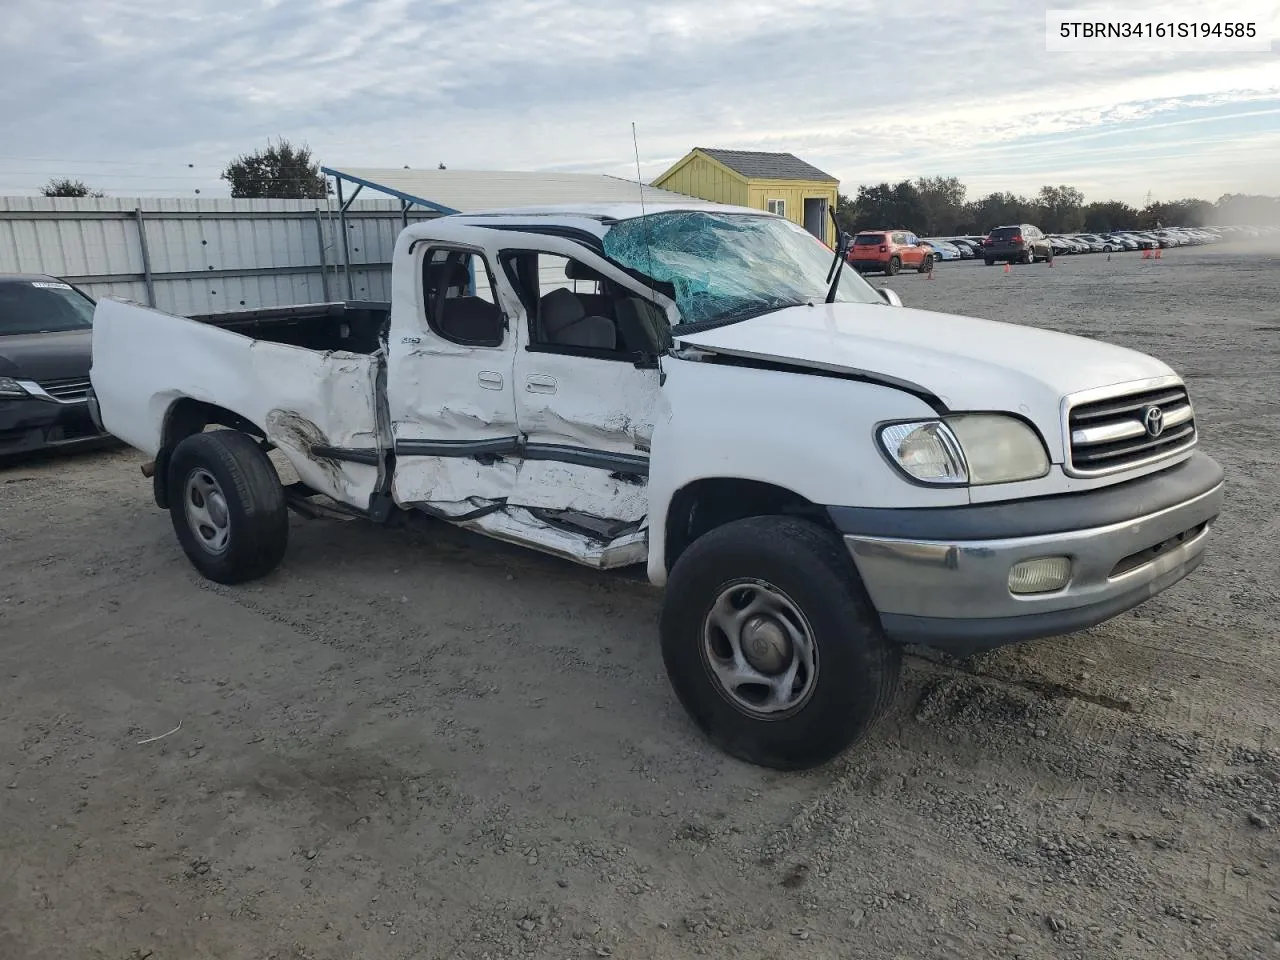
[427,259,473,291]
[540,287,586,334]
[565,259,607,283]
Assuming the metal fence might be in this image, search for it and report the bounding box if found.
[0,196,440,316]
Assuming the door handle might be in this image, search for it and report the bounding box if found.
[478,370,504,390]
[526,374,557,394]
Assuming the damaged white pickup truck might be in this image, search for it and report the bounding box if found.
[89,201,1224,769]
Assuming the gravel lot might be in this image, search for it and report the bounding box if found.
[2,240,1278,960]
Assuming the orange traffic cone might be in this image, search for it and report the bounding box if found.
[1154,247,1163,259]
[1142,248,1151,259]
[1003,262,1011,274]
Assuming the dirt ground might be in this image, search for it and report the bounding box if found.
[2,239,1278,960]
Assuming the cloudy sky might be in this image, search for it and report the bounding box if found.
[3,0,1278,205]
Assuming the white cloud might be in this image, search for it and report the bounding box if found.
[0,0,1276,204]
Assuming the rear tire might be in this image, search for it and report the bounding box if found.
[885,256,901,276]
[660,516,902,770]
[1022,248,1035,264]
[167,430,289,584]
[984,258,994,266]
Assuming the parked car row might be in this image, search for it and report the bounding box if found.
[914,225,1226,265]
[850,222,1238,273]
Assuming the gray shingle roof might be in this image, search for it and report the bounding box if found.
[695,148,837,183]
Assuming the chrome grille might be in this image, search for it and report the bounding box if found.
[37,377,91,402]
[1067,382,1196,476]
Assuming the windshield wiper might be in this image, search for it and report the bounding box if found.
[825,207,852,304]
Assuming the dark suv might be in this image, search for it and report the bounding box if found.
[981,224,1053,265]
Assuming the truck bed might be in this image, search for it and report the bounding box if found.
[90,298,386,510]
[186,300,390,355]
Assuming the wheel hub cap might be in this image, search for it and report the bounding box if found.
[701,579,819,719]
[741,616,791,675]
[184,468,231,556]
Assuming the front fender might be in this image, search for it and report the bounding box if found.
[645,357,969,585]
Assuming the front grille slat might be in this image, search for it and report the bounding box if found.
[36,377,91,402]
[1067,382,1196,476]
[1070,389,1188,423]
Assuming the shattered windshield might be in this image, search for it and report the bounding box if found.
[601,210,883,329]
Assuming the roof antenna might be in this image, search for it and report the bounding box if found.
[631,122,658,302]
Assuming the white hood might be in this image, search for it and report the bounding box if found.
[675,301,1177,462]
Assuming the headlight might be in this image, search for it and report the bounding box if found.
[0,376,32,398]
[878,414,1049,486]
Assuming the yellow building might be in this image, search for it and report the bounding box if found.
[652,147,840,245]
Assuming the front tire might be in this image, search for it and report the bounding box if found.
[917,254,934,273]
[660,516,902,770]
[167,430,289,584]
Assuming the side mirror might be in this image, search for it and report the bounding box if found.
[880,288,903,307]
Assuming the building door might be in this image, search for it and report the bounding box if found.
[803,198,827,241]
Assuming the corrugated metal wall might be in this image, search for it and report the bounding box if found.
[0,196,438,316]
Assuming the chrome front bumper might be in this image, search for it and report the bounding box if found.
[832,452,1224,653]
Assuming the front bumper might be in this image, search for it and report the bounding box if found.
[831,452,1224,655]
[0,389,110,457]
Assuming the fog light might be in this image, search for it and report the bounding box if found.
[1008,556,1072,595]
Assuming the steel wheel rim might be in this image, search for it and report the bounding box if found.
[700,579,819,720]
[183,468,231,556]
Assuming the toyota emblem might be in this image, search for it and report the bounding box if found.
[1143,405,1165,438]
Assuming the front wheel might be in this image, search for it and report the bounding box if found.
[660,516,902,770]
[984,258,995,266]
[167,429,289,584]
[917,254,934,273]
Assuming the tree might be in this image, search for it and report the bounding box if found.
[1141,198,1213,229]
[1035,185,1085,233]
[966,192,1034,234]
[1082,200,1139,232]
[221,138,329,199]
[846,181,926,232]
[834,192,859,234]
[1213,193,1280,226]
[913,176,966,235]
[41,177,105,198]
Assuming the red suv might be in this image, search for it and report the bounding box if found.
[847,230,934,275]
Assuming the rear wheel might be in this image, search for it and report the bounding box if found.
[660,516,902,770]
[984,258,995,266]
[1022,247,1035,264]
[885,256,901,276]
[167,430,289,584]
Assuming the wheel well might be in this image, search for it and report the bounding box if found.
[664,478,832,572]
[152,398,265,509]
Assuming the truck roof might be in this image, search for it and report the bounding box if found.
[404,200,774,241]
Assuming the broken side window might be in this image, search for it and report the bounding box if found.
[500,250,667,357]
